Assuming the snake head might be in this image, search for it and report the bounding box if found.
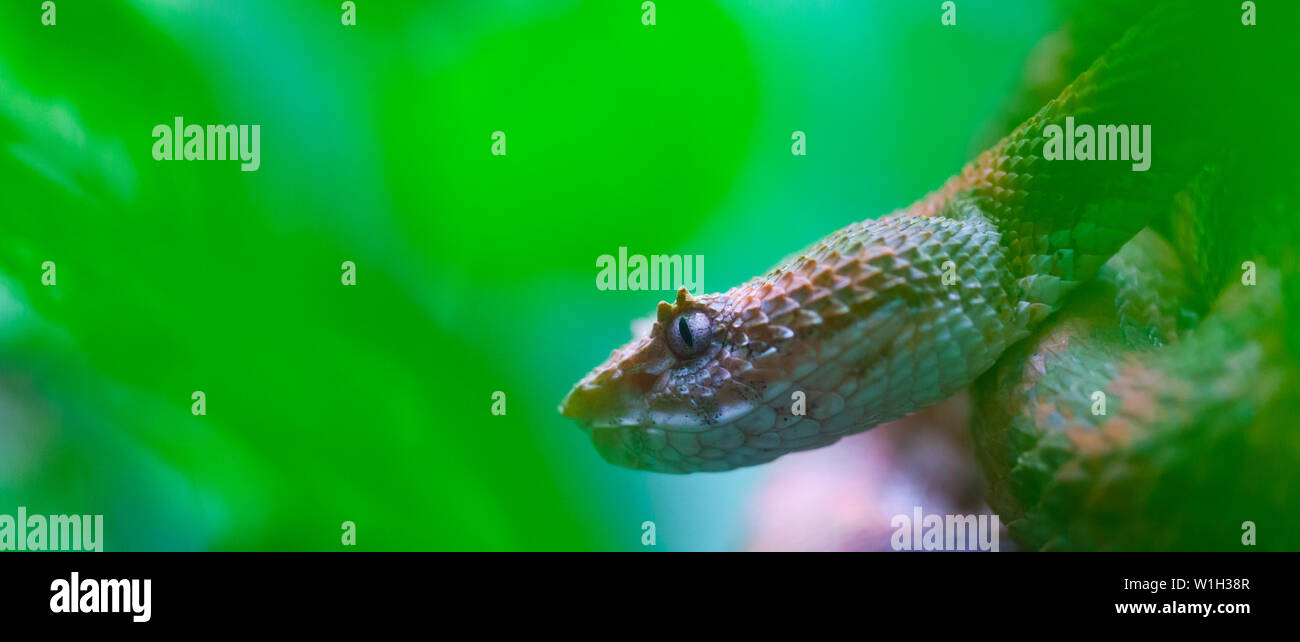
[560,264,870,473]
[560,287,782,473]
[560,216,1011,473]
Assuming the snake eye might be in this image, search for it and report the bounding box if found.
[666,310,712,359]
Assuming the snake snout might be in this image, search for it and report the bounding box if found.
[559,385,605,421]
[560,371,659,425]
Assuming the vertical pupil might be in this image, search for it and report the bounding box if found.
[678,317,694,347]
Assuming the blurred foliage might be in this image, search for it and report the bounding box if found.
[1,1,1054,550]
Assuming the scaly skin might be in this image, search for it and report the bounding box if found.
[560,0,1290,511]
[563,212,1031,472]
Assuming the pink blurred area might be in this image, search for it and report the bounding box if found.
[744,392,1011,551]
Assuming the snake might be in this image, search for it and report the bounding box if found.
[561,2,1300,550]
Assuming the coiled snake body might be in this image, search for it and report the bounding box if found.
[562,3,1300,550]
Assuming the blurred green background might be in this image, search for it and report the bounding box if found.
[0,0,1056,550]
